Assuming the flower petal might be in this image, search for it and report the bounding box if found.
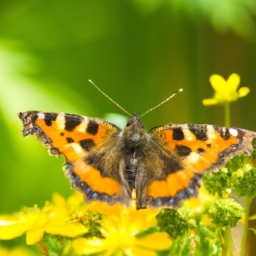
[135,232,172,251]
[0,246,37,256]
[210,75,227,95]
[45,222,88,237]
[238,87,250,98]
[26,227,45,245]
[227,73,240,92]
[131,246,157,256]
[202,98,218,106]
[0,219,26,240]
[72,237,108,255]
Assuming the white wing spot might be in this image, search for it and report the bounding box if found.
[56,113,65,130]
[229,128,238,137]
[77,117,88,132]
[183,126,196,141]
[71,143,84,155]
[207,125,217,142]
[185,152,200,164]
[37,112,45,119]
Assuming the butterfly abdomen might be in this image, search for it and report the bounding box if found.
[126,165,137,190]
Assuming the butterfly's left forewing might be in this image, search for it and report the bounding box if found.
[19,111,131,206]
[138,124,256,208]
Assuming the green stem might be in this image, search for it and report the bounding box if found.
[215,227,222,256]
[240,197,252,256]
[224,226,234,256]
[224,102,230,127]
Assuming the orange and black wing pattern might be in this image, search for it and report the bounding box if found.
[140,124,256,208]
[18,111,128,205]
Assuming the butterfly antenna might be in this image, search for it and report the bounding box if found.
[89,80,132,117]
[140,88,183,117]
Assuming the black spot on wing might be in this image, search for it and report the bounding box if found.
[172,127,184,140]
[188,124,207,141]
[207,144,211,148]
[197,148,205,155]
[60,132,64,136]
[44,113,57,126]
[80,139,95,151]
[86,120,99,135]
[221,128,230,140]
[175,145,192,157]
[66,137,74,143]
[214,126,230,140]
[65,115,82,131]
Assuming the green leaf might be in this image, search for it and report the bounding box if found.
[249,214,256,221]
[135,226,160,239]
[249,228,256,235]
[43,234,73,256]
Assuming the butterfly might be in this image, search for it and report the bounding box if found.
[18,109,256,209]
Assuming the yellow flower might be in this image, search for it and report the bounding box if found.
[0,245,37,256]
[203,73,250,105]
[0,193,88,245]
[85,200,160,230]
[0,192,172,255]
[72,196,169,255]
[73,213,172,256]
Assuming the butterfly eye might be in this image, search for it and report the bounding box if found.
[126,114,145,129]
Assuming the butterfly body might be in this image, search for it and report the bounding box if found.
[18,111,256,209]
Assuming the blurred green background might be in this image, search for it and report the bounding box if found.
[1,0,256,255]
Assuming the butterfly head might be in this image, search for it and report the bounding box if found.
[126,113,145,129]
[124,113,146,147]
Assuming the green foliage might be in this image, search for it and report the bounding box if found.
[232,164,256,198]
[156,208,188,239]
[208,199,244,228]
[80,211,103,238]
[203,153,256,198]
[134,0,256,37]
[249,228,256,235]
[178,205,198,229]
[225,153,250,173]
[135,226,160,239]
[196,226,222,256]
[168,234,192,256]
[43,235,73,256]
[203,167,230,197]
